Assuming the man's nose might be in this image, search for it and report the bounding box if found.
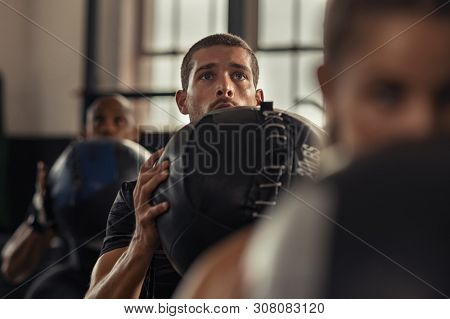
[404,100,436,139]
[216,76,234,98]
[99,120,117,136]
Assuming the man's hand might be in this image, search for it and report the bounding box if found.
[1,161,54,284]
[132,148,170,250]
[85,149,171,298]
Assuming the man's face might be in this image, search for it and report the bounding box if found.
[322,14,450,156]
[176,45,264,122]
[85,97,136,140]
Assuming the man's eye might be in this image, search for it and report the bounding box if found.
[436,86,450,109]
[200,72,214,80]
[232,72,246,81]
[94,116,104,126]
[371,84,403,108]
[115,117,126,126]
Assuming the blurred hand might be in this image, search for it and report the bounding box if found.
[32,161,49,225]
[132,149,170,250]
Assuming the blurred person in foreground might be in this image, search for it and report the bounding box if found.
[175,0,450,298]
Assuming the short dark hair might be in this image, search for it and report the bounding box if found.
[180,33,259,90]
[324,0,450,68]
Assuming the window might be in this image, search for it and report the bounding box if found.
[135,0,326,129]
[138,0,228,130]
[257,0,327,127]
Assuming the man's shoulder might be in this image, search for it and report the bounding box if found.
[101,180,137,256]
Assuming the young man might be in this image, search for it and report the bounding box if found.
[1,95,137,297]
[84,34,264,298]
[174,0,450,298]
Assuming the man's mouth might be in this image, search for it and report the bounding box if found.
[211,100,236,111]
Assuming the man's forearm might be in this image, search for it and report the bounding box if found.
[85,239,154,299]
[1,222,54,284]
[86,149,169,298]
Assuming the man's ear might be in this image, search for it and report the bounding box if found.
[318,65,338,143]
[176,90,189,114]
[255,89,264,105]
[317,65,333,99]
